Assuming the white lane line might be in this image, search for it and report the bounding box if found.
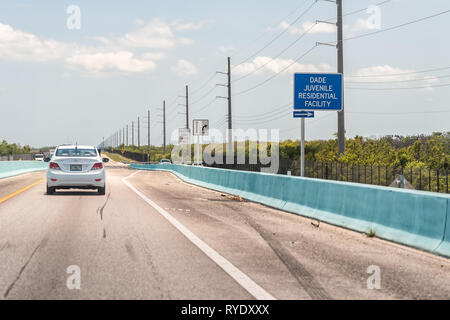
[122,171,276,300]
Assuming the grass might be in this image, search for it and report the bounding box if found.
[366,229,376,238]
[103,152,135,163]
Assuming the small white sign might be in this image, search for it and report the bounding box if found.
[193,119,209,136]
[179,128,191,145]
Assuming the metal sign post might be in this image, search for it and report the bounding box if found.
[193,120,209,165]
[301,118,305,177]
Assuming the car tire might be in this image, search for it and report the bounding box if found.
[98,186,106,195]
[46,185,55,195]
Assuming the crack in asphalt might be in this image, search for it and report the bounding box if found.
[220,202,331,300]
[97,192,111,221]
[3,237,48,299]
[248,220,331,300]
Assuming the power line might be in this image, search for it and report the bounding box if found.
[344,9,450,42]
[234,23,317,83]
[230,0,315,60]
[233,45,317,97]
[346,66,450,78]
[234,102,291,120]
[190,73,217,95]
[347,83,450,90]
[280,113,335,134]
[192,98,217,115]
[348,110,450,115]
[233,0,318,69]
[234,110,292,125]
[346,74,450,84]
[191,85,217,105]
[324,0,393,22]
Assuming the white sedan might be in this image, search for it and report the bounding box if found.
[46,145,109,195]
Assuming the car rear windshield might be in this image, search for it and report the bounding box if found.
[55,148,97,157]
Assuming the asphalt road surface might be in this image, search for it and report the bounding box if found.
[0,162,449,300]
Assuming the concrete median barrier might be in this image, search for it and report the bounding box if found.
[131,163,450,258]
[0,161,48,179]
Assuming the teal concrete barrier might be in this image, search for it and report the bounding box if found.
[130,164,450,258]
[0,161,47,179]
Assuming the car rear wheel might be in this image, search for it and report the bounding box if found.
[98,186,106,195]
[46,185,55,195]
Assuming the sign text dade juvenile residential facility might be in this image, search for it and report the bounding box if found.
[294,73,343,111]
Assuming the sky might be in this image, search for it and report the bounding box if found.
[0,0,449,148]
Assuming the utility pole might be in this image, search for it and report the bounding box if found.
[216,57,233,162]
[185,85,189,129]
[163,100,166,154]
[337,0,345,155]
[138,116,140,148]
[147,110,151,162]
[227,56,232,157]
[123,127,125,146]
[126,125,128,146]
[132,121,134,146]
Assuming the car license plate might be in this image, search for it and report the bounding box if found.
[70,164,82,172]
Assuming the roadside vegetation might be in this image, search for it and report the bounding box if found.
[0,140,32,156]
[103,152,136,163]
[110,132,449,171]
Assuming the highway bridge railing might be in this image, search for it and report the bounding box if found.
[208,159,449,194]
[0,161,48,179]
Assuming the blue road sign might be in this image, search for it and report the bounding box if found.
[294,73,343,111]
[293,111,315,118]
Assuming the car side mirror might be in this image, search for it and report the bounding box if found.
[102,158,109,163]
[44,158,51,163]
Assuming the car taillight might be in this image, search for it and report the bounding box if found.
[49,162,60,170]
[91,163,103,170]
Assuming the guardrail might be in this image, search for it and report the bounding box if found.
[0,161,48,179]
[130,163,450,258]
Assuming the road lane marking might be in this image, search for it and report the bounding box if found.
[123,171,276,300]
[0,178,45,205]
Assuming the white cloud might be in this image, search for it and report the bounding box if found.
[118,19,196,49]
[141,52,165,61]
[349,65,416,82]
[66,51,156,73]
[135,19,145,26]
[233,56,333,76]
[349,65,441,91]
[0,19,204,74]
[172,20,213,32]
[0,23,74,62]
[267,20,335,35]
[281,21,335,34]
[267,18,377,36]
[119,19,176,49]
[218,45,235,54]
[171,59,198,76]
[216,45,236,56]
